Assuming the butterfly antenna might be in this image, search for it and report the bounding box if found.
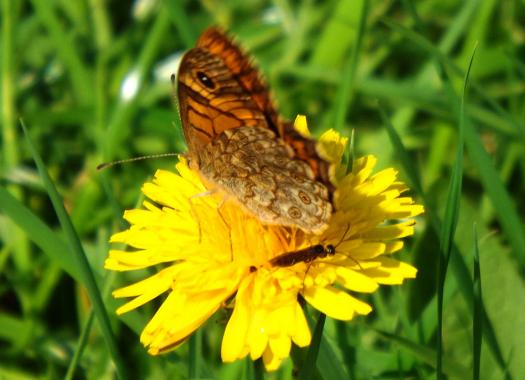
[96,153,180,171]
[337,224,364,271]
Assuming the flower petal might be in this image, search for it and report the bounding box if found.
[291,303,311,347]
[293,115,310,136]
[222,278,252,362]
[335,266,379,293]
[361,257,417,284]
[303,285,372,320]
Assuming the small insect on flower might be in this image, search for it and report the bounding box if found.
[269,225,350,267]
[269,244,336,267]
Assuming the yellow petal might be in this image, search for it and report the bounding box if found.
[263,347,285,372]
[293,115,310,136]
[343,242,385,260]
[247,310,269,360]
[317,129,348,164]
[268,332,291,362]
[144,287,235,355]
[352,155,376,181]
[303,286,372,320]
[362,257,417,284]
[291,303,311,347]
[113,267,180,314]
[384,240,404,254]
[364,220,416,240]
[222,279,252,362]
[335,267,379,293]
[356,168,398,196]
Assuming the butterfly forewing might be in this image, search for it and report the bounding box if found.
[177,47,268,154]
[196,28,278,129]
[195,28,334,191]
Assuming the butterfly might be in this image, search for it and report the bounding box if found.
[175,27,334,234]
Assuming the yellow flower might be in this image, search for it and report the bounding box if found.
[105,119,424,371]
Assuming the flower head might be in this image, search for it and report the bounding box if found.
[105,118,424,370]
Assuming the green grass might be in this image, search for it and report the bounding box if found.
[1,1,524,379]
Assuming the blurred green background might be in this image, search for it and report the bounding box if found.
[1,0,524,379]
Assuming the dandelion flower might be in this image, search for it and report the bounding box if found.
[105,118,424,371]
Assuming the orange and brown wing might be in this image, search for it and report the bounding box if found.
[196,27,279,130]
[197,28,334,193]
[279,120,334,193]
[178,27,334,193]
[177,45,269,154]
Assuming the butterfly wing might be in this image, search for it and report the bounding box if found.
[179,27,334,192]
[177,46,268,155]
[198,126,331,234]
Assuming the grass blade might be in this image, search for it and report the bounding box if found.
[316,328,348,380]
[436,43,476,380]
[64,312,95,380]
[297,314,348,380]
[165,0,197,47]
[30,0,92,105]
[254,358,264,380]
[0,312,33,351]
[463,119,525,264]
[376,330,469,379]
[188,329,202,379]
[332,0,367,132]
[19,120,127,379]
[104,8,171,159]
[2,0,31,274]
[379,104,424,196]
[0,187,80,281]
[380,99,510,380]
[472,224,482,380]
[299,313,325,380]
[383,19,525,137]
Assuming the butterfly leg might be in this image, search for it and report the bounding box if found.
[215,198,234,261]
[188,189,218,243]
[300,261,316,295]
